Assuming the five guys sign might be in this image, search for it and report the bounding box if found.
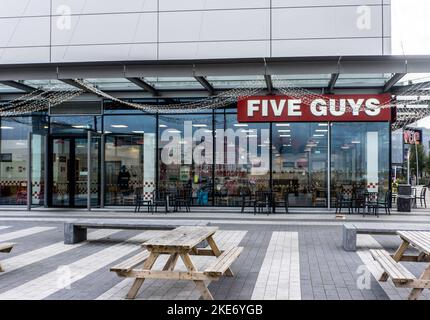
[237,94,393,122]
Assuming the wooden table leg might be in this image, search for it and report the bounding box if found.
[408,264,430,300]
[126,252,159,300]
[207,235,234,277]
[163,253,179,271]
[180,253,214,300]
[380,240,409,281]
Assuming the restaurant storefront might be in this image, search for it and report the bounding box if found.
[0,94,393,209]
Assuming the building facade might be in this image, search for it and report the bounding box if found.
[0,1,425,210]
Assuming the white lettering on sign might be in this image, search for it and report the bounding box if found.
[364,98,381,116]
[247,100,260,117]
[271,99,286,116]
[288,99,302,116]
[310,99,327,116]
[246,98,383,119]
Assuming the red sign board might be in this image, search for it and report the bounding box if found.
[237,94,392,122]
[403,129,422,145]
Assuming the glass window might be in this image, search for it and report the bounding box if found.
[272,123,328,207]
[330,122,390,205]
[214,113,270,206]
[50,116,101,134]
[104,115,156,206]
[158,114,213,205]
[0,116,48,205]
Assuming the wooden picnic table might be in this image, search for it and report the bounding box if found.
[0,243,14,272]
[110,226,243,300]
[371,230,430,300]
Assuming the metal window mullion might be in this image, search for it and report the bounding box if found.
[87,130,92,211]
[27,132,33,211]
[100,133,105,208]
[327,122,331,210]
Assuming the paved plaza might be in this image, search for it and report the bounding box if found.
[0,208,429,300]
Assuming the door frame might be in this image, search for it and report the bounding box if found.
[47,134,88,208]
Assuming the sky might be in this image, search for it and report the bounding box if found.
[391,0,430,128]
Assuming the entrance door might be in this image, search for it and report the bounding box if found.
[49,136,96,207]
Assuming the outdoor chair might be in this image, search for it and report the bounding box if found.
[363,192,379,217]
[152,190,169,214]
[240,189,254,213]
[376,191,391,215]
[352,189,366,214]
[335,192,353,214]
[134,187,153,213]
[272,191,289,213]
[174,188,191,212]
[415,187,427,208]
[253,191,272,215]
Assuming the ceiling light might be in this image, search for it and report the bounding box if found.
[318,123,328,126]
[192,124,208,127]
[111,124,128,128]
[72,125,88,129]
[234,124,248,127]
[313,134,325,137]
[276,123,290,127]
[280,134,291,137]
[167,129,181,133]
[0,126,13,129]
[351,140,361,144]
[315,129,328,132]
[159,124,167,128]
[278,129,291,133]
[132,131,145,134]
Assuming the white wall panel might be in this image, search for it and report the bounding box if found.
[0,17,50,47]
[159,0,270,11]
[51,0,157,15]
[273,6,382,39]
[159,41,270,60]
[52,13,157,45]
[383,4,391,37]
[272,38,383,57]
[0,0,50,18]
[159,9,269,42]
[0,47,50,64]
[273,0,384,7]
[51,43,157,63]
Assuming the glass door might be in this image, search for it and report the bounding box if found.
[49,135,100,207]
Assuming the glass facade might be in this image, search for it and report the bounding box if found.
[0,100,391,209]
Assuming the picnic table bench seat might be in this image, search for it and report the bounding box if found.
[204,246,243,277]
[0,243,14,272]
[110,250,150,274]
[370,249,416,284]
[0,243,14,253]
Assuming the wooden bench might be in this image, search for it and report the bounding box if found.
[370,249,416,284]
[343,223,430,251]
[0,243,14,272]
[204,247,243,277]
[64,219,210,244]
[110,250,151,274]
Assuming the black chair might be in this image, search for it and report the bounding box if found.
[353,189,366,214]
[335,192,353,214]
[254,191,271,215]
[134,188,153,213]
[174,188,191,212]
[415,187,427,208]
[272,191,289,213]
[152,190,169,214]
[376,191,391,215]
[364,192,379,217]
[412,187,417,208]
[240,189,254,213]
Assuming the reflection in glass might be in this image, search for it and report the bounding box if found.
[330,122,390,205]
[272,123,328,207]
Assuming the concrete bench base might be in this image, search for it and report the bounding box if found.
[64,219,210,244]
[343,223,430,251]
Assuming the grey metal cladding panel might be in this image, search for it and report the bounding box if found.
[51,0,158,14]
[272,0,386,7]
[0,0,50,18]
[272,6,383,39]
[159,0,270,11]
[0,17,50,47]
[51,44,158,63]
[51,13,157,46]
[159,9,270,42]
